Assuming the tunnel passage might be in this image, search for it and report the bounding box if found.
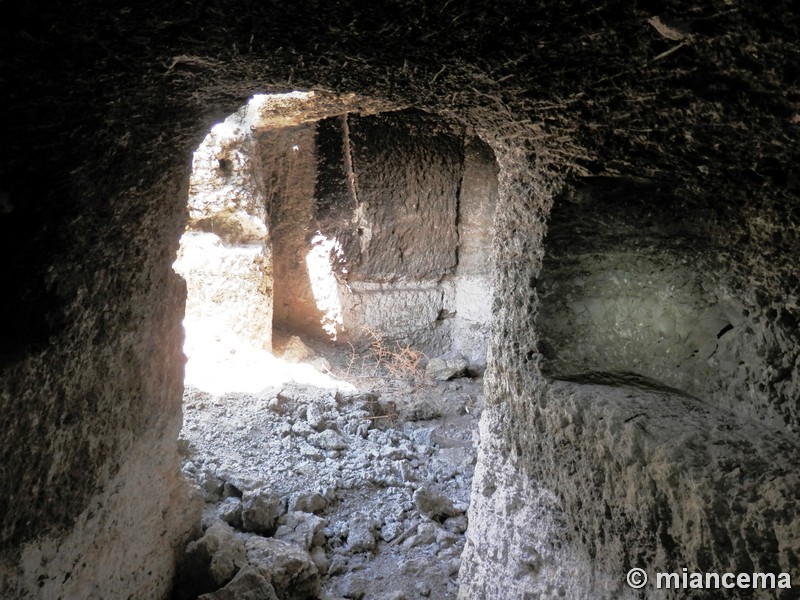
[170,94,500,599]
[176,95,499,380]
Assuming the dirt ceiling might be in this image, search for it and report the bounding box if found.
[3,1,798,194]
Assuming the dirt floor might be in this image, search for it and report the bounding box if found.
[176,335,483,600]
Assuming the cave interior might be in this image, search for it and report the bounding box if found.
[1,1,798,599]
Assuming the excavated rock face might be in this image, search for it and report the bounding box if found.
[0,1,798,599]
[339,110,463,283]
[538,177,799,429]
[311,110,497,357]
[189,106,498,357]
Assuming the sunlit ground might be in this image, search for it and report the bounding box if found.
[182,315,355,395]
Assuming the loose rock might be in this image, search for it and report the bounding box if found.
[425,356,469,381]
[241,488,282,535]
[413,487,460,521]
[174,521,247,599]
[217,497,243,528]
[178,356,485,600]
[288,491,328,514]
[246,536,321,600]
[197,566,279,600]
[274,511,326,550]
[345,513,378,554]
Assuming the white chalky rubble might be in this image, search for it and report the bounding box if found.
[176,343,483,599]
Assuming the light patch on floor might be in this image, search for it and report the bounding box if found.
[181,317,352,395]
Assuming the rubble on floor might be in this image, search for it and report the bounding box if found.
[175,345,483,600]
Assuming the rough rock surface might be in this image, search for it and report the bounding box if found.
[245,536,320,600]
[425,356,469,382]
[241,488,282,536]
[176,232,274,358]
[344,112,462,282]
[264,125,325,338]
[175,521,248,599]
[449,138,499,369]
[176,115,274,354]
[537,178,800,431]
[463,385,800,599]
[198,566,278,600]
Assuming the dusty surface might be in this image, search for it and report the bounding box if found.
[177,341,483,599]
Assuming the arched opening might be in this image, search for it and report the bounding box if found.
[174,92,499,393]
[171,92,500,599]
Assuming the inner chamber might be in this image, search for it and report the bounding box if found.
[174,94,499,387]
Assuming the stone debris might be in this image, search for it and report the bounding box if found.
[288,491,328,515]
[198,566,279,600]
[177,345,484,599]
[424,355,469,381]
[246,536,321,600]
[241,488,282,535]
[275,511,326,550]
[217,497,243,528]
[412,486,461,521]
[344,512,379,553]
[174,521,248,599]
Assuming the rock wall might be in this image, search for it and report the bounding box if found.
[311,110,463,352]
[262,125,323,339]
[178,116,274,355]
[262,109,498,361]
[0,173,202,598]
[537,177,799,431]
[313,111,498,360]
[451,137,498,369]
[461,155,800,598]
[463,380,800,599]
[344,111,463,283]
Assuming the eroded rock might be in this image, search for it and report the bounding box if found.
[345,513,379,554]
[288,492,328,515]
[275,511,327,550]
[413,487,460,521]
[425,356,469,381]
[174,521,248,599]
[217,497,243,529]
[198,566,279,600]
[241,488,282,535]
[245,536,321,600]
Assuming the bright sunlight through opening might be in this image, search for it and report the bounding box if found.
[173,92,353,395]
[306,233,345,339]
